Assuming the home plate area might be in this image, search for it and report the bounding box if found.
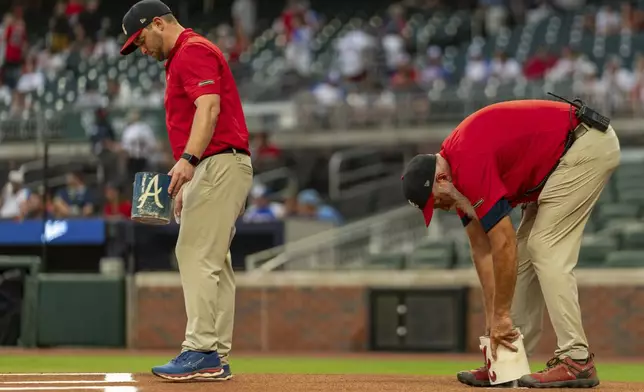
[0,373,642,391]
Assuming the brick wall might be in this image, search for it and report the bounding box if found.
[134,283,644,357]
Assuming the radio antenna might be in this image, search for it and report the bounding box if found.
[547,92,582,109]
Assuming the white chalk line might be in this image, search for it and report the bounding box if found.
[0,373,137,391]
[0,374,105,377]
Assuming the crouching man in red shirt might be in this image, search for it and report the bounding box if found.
[120,0,253,381]
[402,100,620,388]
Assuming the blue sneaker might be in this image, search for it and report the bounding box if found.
[151,351,223,381]
[211,364,233,381]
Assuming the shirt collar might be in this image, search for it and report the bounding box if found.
[165,28,194,69]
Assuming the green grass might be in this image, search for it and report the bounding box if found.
[0,356,642,382]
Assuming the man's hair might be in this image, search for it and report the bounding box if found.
[161,14,177,23]
[145,14,177,29]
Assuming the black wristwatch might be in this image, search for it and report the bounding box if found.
[181,152,200,166]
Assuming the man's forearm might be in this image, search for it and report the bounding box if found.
[184,104,219,158]
[471,251,495,335]
[491,237,517,317]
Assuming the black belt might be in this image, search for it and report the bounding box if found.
[201,147,250,163]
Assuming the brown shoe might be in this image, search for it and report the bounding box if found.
[519,353,600,388]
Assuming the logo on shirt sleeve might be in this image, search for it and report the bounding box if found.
[473,199,484,209]
[198,80,214,87]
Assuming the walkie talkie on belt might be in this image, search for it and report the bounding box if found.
[547,92,611,132]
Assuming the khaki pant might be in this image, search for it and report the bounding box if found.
[511,125,621,360]
[175,150,253,362]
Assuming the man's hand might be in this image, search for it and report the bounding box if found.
[490,313,520,360]
[174,187,184,223]
[168,159,194,198]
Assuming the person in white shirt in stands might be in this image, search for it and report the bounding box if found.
[490,50,522,84]
[120,110,158,180]
[0,170,29,221]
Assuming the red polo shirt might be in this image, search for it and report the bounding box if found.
[440,100,579,230]
[164,29,249,161]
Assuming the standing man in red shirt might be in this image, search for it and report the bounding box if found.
[402,100,620,388]
[120,0,253,381]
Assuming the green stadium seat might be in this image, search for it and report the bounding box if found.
[601,218,642,232]
[365,253,405,270]
[616,189,644,205]
[596,203,640,222]
[578,235,618,267]
[620,226,644,250]
[605,250,644,268]
[454,240,473,269]
[406,242,454,269]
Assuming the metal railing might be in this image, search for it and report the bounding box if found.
[244,205,442,272]
[3,86,644,142]
[328,148,397,200]
[253,167,299,198]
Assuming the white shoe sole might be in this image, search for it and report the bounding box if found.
[152,368,224,381]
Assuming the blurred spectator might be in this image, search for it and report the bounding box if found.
[464,46,489,84]
[335,27,377,84]
[595,5,620,36]
[384,3,407,35]
[296,189,343,225]
[120,110,158,180]
[75,82,107,109]
[310,72,345,125]
[103,183,131,219]
[78,0,101,43]
[208,24,239,62]
[88,108,121,184]
[284,14,313,77]
[525,0,553,25]
[1,8,27,90]
[23,190,53,220]
[478,0,509,37]
[545,47,596,83]
[596,56,636,112]
[91,31,119,61]
[15,57,43,95]
[250,131,283,173]
[231,0,256,51]
[49,1,72,53]
[11,57,43,112]
[0,75,12,108]
[0,170,29,221]
[52,171,95,218]
[390,54,419,91]
[523,46,557,80]
[419,46,449,88]
[65,0,85,24]
[242,184,285,223]
[382,25,407,76]
[490,50,522,84]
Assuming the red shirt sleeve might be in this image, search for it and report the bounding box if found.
[176,43,222,103]
[453,154,511,229]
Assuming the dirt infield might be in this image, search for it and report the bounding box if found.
[0,373,642,391]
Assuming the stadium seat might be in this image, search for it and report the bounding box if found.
[577,235,618,267]
[619,225,644,250]
[596,203,640,222]
[454,240,473,269]
[365,253,405,270]
[406,242,454,269]
[604,250,644,268]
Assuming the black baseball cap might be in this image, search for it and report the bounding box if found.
[401,154,437,227]
[120,0,173,56]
